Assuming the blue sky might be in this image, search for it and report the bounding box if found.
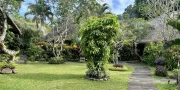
[102,0,135,14]
[19,0,135,15]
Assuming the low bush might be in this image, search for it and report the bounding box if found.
[26,43,45,62]
[0,54,9,61]
[143,41,163,66]
[163,45,180,70]
[109,65,128,71]
[63,44,80,61]
[118,40,139,61]
[172,69,179,79]
[0,61,17,69]
[48,56,65,64]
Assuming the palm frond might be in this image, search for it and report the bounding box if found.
[24,12,33,19]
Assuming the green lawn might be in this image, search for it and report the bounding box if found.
[156,83,177,90]
[0,62,134,90]
[148,66,174,78]
[148,66,177,90]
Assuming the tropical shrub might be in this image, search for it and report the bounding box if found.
[5,30,20,51]
[163,45,180,70]
[172,69,179,79]
[118,40,138,61]
[143,41,163,65]
[164,38,180,49]
[48,56,64,64]
[0,54,9,61]
[63,44,80,61]
[26,43,45,61]
[109,65,128,71]
[79,14,120,80]
[20,29,43,52]
[0,61,17,69]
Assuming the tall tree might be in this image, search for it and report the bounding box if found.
[0,0,23,63]
[146,0,180,41]
[52,0,110,24]
[25,0,53,31]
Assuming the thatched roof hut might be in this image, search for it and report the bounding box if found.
[140,16,180,43]
[0,8,21,35]
[136,16,180,56]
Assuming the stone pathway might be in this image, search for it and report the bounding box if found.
[128,64,158,90]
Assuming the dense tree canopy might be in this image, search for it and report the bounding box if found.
[0,0,24,14]
[51,0,110,24]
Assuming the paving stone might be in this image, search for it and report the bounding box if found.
[128,64,157,90]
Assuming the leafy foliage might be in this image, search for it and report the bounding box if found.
[0,54,9,61]
[123,18,151,40]
[48,56,64,64]
[143,41,163,65]
[79,14,120,80]
[120,0,152,19]
[167,15,180,31]
[26,44,45,62]
[118,40,138,61]
[109,65,128,71]
[25,0,53,25]
[163,45,180,70]
[4,30,20,51]
[0,0,24,14]
[53,0,110,24]
[120,0,165,20]
[0,61,17,69]
[63,44,80,61]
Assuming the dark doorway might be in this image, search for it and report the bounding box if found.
[136,43,146,56]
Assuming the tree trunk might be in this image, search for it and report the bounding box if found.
[0,8,19,62]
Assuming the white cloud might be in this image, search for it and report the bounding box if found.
[100,0,135,14]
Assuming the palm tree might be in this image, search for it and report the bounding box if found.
[98,3,111,15]
[25,0,53,30]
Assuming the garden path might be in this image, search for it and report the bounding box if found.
[127,63,158,90]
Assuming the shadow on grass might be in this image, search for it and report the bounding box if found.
[9,73,85,81]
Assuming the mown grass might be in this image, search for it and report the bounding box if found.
[0,62,134,90]
[148,66,177,90]
[155,83,177,90]
[148,66,174,78]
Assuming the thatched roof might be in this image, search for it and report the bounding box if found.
[140,16,180,43]
[7,14,22,35]
[0,8,21,35]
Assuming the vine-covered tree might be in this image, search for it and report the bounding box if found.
[79,14,120,80]
[0,0,23,62]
